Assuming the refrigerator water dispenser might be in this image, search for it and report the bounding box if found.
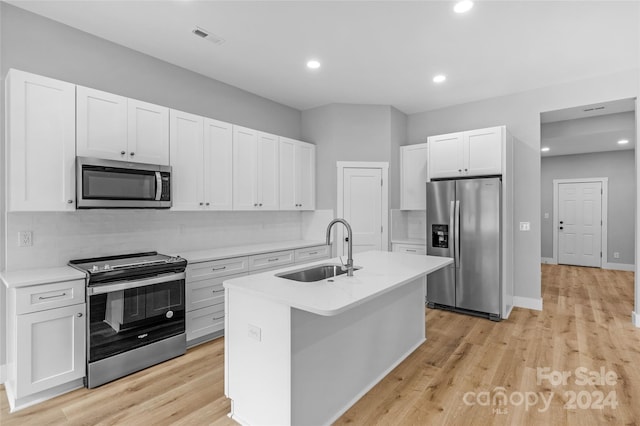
[431,224,449,248]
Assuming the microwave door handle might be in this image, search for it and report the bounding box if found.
[155,172,162,201]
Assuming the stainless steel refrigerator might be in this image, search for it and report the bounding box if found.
[426,177,501,320]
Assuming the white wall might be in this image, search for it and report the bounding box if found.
[541,151,636,265]
[407,68,639,303]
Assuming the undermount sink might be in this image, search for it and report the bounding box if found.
[276,263,361,283]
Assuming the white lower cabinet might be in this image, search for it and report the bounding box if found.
[392,243,427,255]
[5,279,86,412]
[185,244,330,345]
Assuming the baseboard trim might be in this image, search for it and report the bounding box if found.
[603,262,635,272]
[633,311,640,328]
[541,257,556,265]
[513,296,543,311]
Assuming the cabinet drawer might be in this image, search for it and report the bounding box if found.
[294,245,330,264]
[249,250,294,272]
[393,244,427,255]
[187,256,249,281]
[16,280,85,314]
[186,304,225,342]
[186,272,247,312]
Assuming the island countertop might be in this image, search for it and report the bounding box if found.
[223,250,453,316]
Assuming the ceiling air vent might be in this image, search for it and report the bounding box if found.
[192,26,225,45]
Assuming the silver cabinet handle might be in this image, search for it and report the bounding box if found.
[212,289,224,293]
[130,152,135,156]
[77,312,83,317]
[259,203,263,206]
[39,292,66,300]
[254,203,258,207]
[212,266,227,271]
[212,315,224,321]
[206,202,210,206]
[267,258,279,262]
[120,151,126,155]
[406,249,417,252]
[67,199,73,204]
[308,251,318,255]
[199,202,204,206]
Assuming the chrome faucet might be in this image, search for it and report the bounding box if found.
[326,218,354,276]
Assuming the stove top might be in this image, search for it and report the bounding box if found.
[69,252,187,285]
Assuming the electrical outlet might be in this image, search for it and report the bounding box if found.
[19,231,33,247]
[519,222,530,231]
[613,252,620,259]
[248,324,262,342]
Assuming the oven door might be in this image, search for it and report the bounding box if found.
[87,272,185,363]
[76,156,171,208]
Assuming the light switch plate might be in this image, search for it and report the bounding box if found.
[519,222,531,231]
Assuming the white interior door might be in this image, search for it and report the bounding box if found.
[558,182,602,267]
[342,168,383,254]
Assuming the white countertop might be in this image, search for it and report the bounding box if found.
[176,240,327,263]
[223,250,452,316]
[1,267,86,289]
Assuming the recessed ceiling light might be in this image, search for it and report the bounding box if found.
[618,139,629,145]
[541,147,550,152]
[306,60,321,70]
[433,74,447,83]
[454,1,474,14]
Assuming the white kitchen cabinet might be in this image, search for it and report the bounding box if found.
[294,245,330,264]
[170,110,233,211]
[392,243,427,255]
[233,126,280,210]
[127,98,169,165]
[400,143,429,210]
[428,126,503,179]
[77,86,169,165]
[279,137,316,210]
[5,278,86,411]
[6,69,76,211]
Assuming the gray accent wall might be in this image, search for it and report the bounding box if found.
[407,68,639,302]
[541,151,636,265]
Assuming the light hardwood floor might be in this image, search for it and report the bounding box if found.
[2,264,639,425]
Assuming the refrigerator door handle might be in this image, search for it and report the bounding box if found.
[450,200,456,267]
[455,200,460,268]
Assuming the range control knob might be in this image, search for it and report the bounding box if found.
[91,265,99,272]
[166,310,174,319]
[104,264,111,270]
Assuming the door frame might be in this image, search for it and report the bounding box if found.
[552,177,608,266]
[336,161,389,256]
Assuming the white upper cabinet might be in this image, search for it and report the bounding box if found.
[170,110,233,211]
[428,126,503,179]
[127,99,169,165]
[233,126,280,210]
[77,86,169,165]
[279,137,316,210]
[6,69,76,211]
[203,118,233,210]
[170,110,205,210]
[400,143,429,210]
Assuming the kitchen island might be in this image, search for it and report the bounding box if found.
[223,250,452,426]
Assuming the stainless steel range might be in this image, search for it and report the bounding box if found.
[69,252,187,388]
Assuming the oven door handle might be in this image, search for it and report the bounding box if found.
[87,272,185,295]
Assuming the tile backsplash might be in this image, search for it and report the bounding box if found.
[6,210,333,270]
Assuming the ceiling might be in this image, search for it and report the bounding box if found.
[541,99,636,157]
[6,0,640,115]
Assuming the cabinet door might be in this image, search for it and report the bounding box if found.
[127,99,169,165]
[278,137,297,210]
[428,132,464,179]
[257,131,280,210]
[400,143,429,210]
[464,126,503,176]
[16,304,86,398]
[6,70,76,211]
[232,126,259,210]
[170,110,205,210]
[204,118,233,210]
[296,142,316,210]
[77,86,128,161]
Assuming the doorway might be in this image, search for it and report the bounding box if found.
[554,178,606,267]
[336,162,389,256]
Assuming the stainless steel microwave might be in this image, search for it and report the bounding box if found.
[76,157,171,209]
